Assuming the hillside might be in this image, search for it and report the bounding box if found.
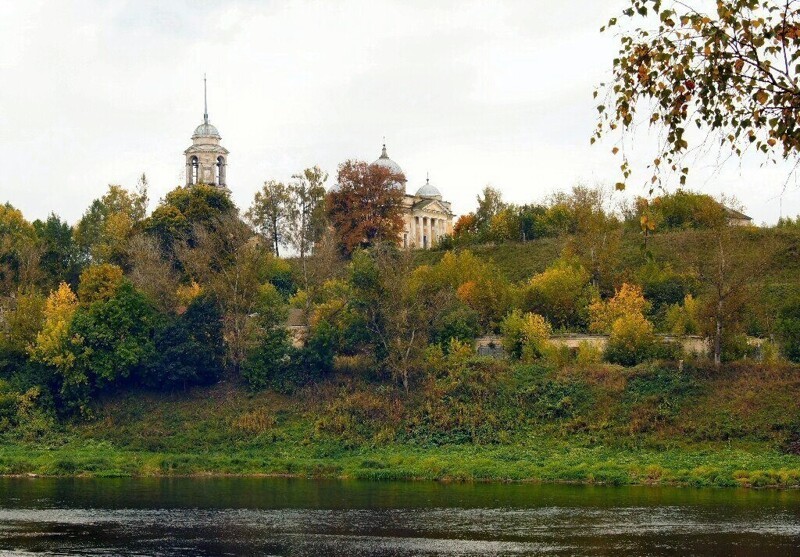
[2,359,800,487]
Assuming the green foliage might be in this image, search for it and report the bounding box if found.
[66,282,157,409]
[77,263,124,306]
[604,313,658,367]
[242,324,335,394]
[431,304,481,346]
[635,191,728,232]
[143,184,235,252]
[74,183,148,265]
[0,203,37,294]
[146,295,225,389]
[777,300,800,363]
[500,310,553,362]
[33,213,81,289]
[522,258,596,330]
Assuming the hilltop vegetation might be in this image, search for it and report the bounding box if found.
[1,175,800,485]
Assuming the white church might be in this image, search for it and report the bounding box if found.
[183,81,454,249]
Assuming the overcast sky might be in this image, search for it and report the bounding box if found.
[2,0,799,226]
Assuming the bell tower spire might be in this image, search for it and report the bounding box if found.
[203,73,209,124]
[185,74,229,189]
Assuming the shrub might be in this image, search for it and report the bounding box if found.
[576,341,603,365]
[664,294,700,335]
[605,313,657,366]
[241,328,298,392]
[777,300,800,362]
[431,304,481,346]
[522,259,596,330]
[500,310,553,362]
[589,283,651,333]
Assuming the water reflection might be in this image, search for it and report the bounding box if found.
[0,478,798,556]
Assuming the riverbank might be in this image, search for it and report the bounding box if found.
[3,436,799,488]
[3,361,800,488]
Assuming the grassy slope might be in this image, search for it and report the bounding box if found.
[2,362,800,487]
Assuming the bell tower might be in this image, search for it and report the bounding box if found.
[184,75,229,188]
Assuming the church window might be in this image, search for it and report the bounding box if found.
[190,156,199,185]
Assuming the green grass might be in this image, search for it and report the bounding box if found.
[2,435,798,488]
[2,363,800,488]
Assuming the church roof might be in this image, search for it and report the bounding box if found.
[371,144,405,179]
[192,121,220,139]
[415,176,442,199]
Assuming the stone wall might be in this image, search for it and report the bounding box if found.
[475,334,762,359]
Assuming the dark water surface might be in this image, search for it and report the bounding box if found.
[0,478,799,556]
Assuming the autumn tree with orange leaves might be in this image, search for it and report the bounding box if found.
[326,160,405,256]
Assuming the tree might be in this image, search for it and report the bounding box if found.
[33,213,80,290]
[523,259,597,330]
[288,166,328,284]
[349,246,434,391]
[246,180,293,257]
[74,183,148,265]
[29,283,78,374]
[689,225,774,366]
[777,299,800,362]
[76,264,124,306]
[0,203,40,295]
[147,295,225,389]
[143,184,235,255]
[326,160,405,256]
[474,186,506,231]
[177,214,286,371]
[0,289,45,359]
[501,310,553,361]
[127,234,180,312]
[596,0,800,190]
[66,281,157,408]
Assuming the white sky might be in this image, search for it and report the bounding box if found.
[2,0,799,226]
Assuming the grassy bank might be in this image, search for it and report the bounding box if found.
[3,360,800,488]
[2,437,799,488]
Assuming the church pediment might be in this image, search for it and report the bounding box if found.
[412,198,452,215]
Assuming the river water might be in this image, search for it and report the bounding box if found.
[0,478,798,556]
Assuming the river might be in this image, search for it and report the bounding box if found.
[0,478,798,556]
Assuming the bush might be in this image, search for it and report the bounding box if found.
[576,341,603,365]
[500,310,553,361]
[589,283,651,334]
[242,324,336,393]
[431,304,481,346]
[777,300,800,362]
[241,329,298,392]
[522,259,596,330]
[605,313,658,366]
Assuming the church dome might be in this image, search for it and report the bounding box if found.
[416,176,442,199]
[192,121,220,139]
[371,144,405,178]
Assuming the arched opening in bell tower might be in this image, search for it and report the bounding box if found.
[216,156,226,187]
[190,156,199,185]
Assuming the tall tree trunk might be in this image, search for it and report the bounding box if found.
[714,300,723,368]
